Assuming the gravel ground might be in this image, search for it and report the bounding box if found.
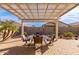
[0,38,79,55]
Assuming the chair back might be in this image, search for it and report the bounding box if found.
[33,36,42,44]
[21,35,27,42]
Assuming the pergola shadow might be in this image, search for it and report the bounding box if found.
[2,46,35,55]
[0,44,49,55]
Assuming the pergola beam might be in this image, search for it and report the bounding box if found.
[22,18,57,20]
[44,3,49,17]
[37,3,39,18]
[0,9,68,11]
[26,4,34,19]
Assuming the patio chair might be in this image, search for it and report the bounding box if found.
[49,35,55,44]
[33,36,43,49]
[21,35,29,43]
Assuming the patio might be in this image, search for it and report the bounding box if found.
[0,3,79,55]
[0,38,79,55]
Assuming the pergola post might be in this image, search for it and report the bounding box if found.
[21,20,24,35]
[55,20,58,40]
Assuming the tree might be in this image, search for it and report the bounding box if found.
[0,20,18,41]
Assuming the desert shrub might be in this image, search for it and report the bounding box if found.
[64,32,74,37]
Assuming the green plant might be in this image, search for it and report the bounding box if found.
[64,32,74,37]
[0,20,18,41]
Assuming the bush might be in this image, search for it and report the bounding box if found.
[64,32,74,37]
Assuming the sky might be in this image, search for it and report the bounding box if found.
[0,6,79,27]
[60,6,79,24]
[0,8,46,27]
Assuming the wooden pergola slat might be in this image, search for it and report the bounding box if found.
[0,3,78,20]
[6,4,25,19]
[16,4,30,19]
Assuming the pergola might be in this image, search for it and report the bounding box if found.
[0,3,78,40]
